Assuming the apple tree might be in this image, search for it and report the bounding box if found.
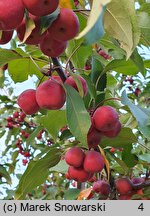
[0,0,150,200]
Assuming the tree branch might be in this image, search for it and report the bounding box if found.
[51,57,67,82]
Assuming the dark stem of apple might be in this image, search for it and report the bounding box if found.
[51,57,67,82]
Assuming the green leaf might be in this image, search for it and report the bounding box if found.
[101,127,137,148]
[138,154,150,163]
[100,34,126,58]
[49,160,68,174]
[0,49,22,67]
[12,151,19,163]
[40,9,60,33]
[138,12,150,45]
[64,189,80,200]
[76,0,111,44]
[40,110,67,141]
[14,147,61,200]
[108,153,129,174]
[0,165,11,185]
[130,48,145,75]
[104,0,140,58]
[8,58,46,83]
[139,3,150,16]
[82,74,97,99]
[26,125,43,147]
[121,91,150,139]
[65,84,91,147]
[103,59,139,75]
[66,12,92,69]
[91,57,106,105]
[66,40,92,69]
[0,130,5,138]
[122,145,138,168]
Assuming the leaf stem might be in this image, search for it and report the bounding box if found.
[29,55,42,72]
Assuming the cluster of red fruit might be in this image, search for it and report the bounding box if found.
[6,111,26,129]
[16,138,30,166]
[87,106,121,149]
[0,0,79,58]
[65,147,105,183]
[5,110,49,165]
[125,77,141,97]
[17,74,87,114]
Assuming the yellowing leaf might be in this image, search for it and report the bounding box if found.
[59,0,72,9]
[77,187,92,200]
[98,146,110,181]
[104,0,140,59]
[76,0,111,40]
[78,0,85,7]
[22,17,35,43]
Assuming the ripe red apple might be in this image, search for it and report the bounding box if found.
[17,89,40,115]
[40,33,67,57]
[22,0,59,17]
[118,194,132,200]
[93,180,110,197]
[17,14,46,45]
[52,76,63,83]
[68,166,91,182]
[36,79,66,110]
[84,150,104,173]
[0,0,25,30]
[65,147,85,168]
[115,178,133,195]
[103,121,121,138]
[13,111,19,118]
[48,8,79,41]
[93,106,119,132]
[65,75,88,96]
[118,189,144,200]
[131,177,145,186]
[0,30,13,44]
[87,125,102,148]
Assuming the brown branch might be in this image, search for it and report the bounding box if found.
[73,9,91,12]
[51,57,67,82]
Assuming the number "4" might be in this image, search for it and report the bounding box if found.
[138,203,144,211]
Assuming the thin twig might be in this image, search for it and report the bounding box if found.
[94,97,121,112]
[73,9,91,12]
[65,44,81,71]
